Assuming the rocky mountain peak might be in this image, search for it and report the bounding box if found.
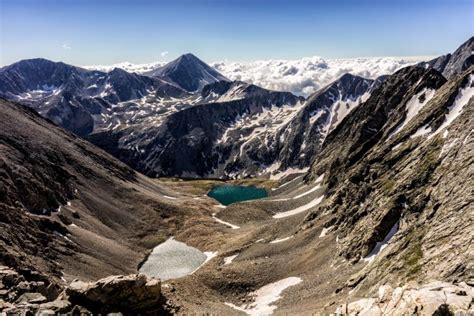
[146,53,230,92]
[417,36,473,79]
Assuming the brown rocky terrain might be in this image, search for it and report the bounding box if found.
[0,99,225,313]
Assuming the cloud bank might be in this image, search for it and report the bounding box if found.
[211,56,428,96]
[86,55,429,97]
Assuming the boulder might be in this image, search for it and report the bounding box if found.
[66,274,161,312]
[15,292,47,304]
[39,298,72,313]
[0,266,24,287]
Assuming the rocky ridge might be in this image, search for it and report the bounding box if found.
[1,54,383,179]
[302,65,473,299]
[418,36,473,79]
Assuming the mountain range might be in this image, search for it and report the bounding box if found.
[0,36,473,314]
[0,49,430,179]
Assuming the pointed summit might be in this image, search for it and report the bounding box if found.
[146,53,230,92]
[418,37,474,78]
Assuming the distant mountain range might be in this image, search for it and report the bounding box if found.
[85,55,428,97]
[1,37,472,179]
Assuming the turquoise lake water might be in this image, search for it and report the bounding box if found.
[207,185,268,205]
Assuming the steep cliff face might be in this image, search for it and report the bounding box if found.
[302,66,473,292]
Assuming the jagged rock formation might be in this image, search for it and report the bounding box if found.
[273,73,374,170]
[87,84,304,177]
[86,73,377,178]
[418,36,473,79]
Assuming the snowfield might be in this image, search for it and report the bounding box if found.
[429,74,474,138]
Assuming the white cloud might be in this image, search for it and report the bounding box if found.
[62,43,72,50]
[211,56,429,96]
[84,61,166,73]
[85,55,430,96]
[160,51,169,57]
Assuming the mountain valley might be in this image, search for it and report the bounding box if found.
[0,37,473,315]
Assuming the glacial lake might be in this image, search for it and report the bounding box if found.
[139,238,209,281]
[207,185,268,206]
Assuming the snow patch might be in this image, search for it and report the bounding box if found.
[162,195,177,200]
[224,254,239,265]
[271,167,309,180]
[191,251,218,274]
[271,175,302,191]
[225,277,302,315]
[363,221,399,263]
[319,226,334,238]
[292,182,322,199]
[387,88,436,139]
[410,124,432,139]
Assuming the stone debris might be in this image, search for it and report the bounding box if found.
[335,281,474,315]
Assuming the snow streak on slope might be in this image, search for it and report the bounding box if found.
[273,196,324,219]
[387,88,436,139]
[363,221,399,263]
[430,74,474,138]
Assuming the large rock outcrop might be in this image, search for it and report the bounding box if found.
[335,281,473,315]
[66,274,162,313]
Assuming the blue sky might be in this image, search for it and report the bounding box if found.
[1,0,472,66]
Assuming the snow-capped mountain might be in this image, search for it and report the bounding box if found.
[144,53,230,92]
[85,73,377,179]
[86,85,305,178]
[0,58,187,135]
[1,38,471,179]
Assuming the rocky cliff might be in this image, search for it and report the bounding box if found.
[302,65,473,296]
